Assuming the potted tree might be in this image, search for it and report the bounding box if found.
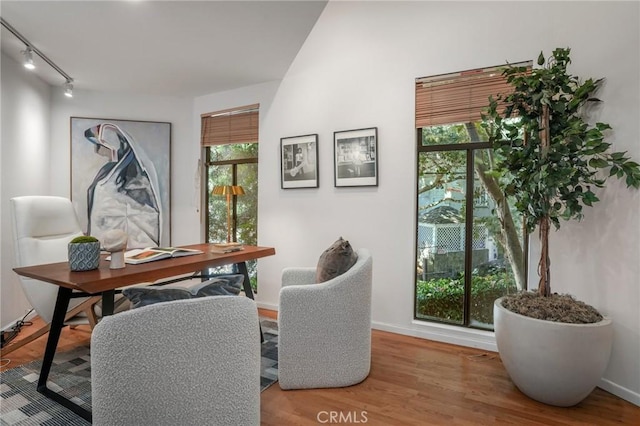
[68,235,101,271]
[483,47,640,406]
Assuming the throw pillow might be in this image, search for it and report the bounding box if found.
[316,237,358,283]
[122,274,245,309]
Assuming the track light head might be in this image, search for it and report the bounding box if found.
[22,47,35,70]
[64,80,74,98]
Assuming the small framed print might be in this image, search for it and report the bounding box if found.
[334,127,378,187]
[280,134,319,189]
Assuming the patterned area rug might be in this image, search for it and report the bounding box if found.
[0,318,278,426]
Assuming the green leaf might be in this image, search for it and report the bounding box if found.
[588,158,609,168]
[610,152,626,161]
[537,51,546,66]
[609,165,619,176]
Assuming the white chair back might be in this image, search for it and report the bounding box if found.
[11,196,85,323]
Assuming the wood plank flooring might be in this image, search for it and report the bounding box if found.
[2,309,639,425]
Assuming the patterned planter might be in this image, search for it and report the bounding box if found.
[68,241,101,271]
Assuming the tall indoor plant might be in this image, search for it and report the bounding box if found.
[483,47,640,406]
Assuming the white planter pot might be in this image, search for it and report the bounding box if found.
[494,297,613,407]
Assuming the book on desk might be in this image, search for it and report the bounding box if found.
[122,247,204,264]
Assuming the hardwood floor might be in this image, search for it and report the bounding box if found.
[2,309,639,425]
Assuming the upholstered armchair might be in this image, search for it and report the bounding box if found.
[278,248,373,390]
[91,295,261,426]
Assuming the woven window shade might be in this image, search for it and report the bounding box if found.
[415,62,531,128]
[201,104,259,146]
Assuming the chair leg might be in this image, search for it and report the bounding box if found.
[65,296,101,330]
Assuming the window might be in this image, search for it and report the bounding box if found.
[201,105,259,289]
[415,63,530,330]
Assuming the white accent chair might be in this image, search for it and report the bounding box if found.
[91,296,261,426]
[6,196,103,355]
[278,248,373,390]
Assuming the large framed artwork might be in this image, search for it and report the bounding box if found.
[280,134,319,189]
[70,117,171,249]
[334,127,378,187]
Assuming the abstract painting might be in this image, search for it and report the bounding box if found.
[71,117,171,249]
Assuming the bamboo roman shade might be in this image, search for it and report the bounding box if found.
[201,104,259,146]
[415,61,531,128]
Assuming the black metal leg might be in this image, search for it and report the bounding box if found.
[37,287,92,422]
[235,262,264,343]
[101,290,115,316]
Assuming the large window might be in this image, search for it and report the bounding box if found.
[415,63,530,330]
[201,105,259,289]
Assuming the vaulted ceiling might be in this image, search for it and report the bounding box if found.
[1,1,327,97]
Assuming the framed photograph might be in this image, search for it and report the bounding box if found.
[70,117,171,249]
[280,134,319,189]
[334,127,378,187]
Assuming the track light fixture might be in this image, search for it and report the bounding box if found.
[1,17,75,98]
[64,79,74,98]
[22,47,35,70]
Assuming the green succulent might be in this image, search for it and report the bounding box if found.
[69,235,99,244]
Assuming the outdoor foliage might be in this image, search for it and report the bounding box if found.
[416,272,517,324]
[418,124,526,291]
[483,47,640,297]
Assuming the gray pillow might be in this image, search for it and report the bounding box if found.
[122,274,244,309]
[316,237,358,283]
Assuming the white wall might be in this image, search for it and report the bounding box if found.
[1,52,52,325]
[241,1,639,404]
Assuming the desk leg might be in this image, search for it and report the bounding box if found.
[37,287,92,421]
[236,262,264,343]
[102,290,115,316]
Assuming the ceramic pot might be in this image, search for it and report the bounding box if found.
[68,241,101,271]
[494,297,613,407]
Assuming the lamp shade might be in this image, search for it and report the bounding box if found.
[212,185,245,196]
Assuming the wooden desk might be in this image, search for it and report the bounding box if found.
[13,244,276,422]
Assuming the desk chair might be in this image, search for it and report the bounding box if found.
[5,196,111,355]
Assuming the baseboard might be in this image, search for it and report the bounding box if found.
[256,301,279,312]
[599,377,640,407]
[372,319,498,352]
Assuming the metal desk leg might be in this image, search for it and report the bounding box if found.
[236,262,264,343]
[37,287,92,422]
[101,290,115,316]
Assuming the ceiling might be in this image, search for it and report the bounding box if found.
[0,0,327,97]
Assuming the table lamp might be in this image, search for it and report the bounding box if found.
[212,185,245,243]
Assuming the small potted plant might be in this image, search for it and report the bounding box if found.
[483,47,640,406]
[68,235,101,271]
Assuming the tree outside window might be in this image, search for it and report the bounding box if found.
[416,121,526,330]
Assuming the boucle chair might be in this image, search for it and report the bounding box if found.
[278,248,372,390]
[90,295,261,426]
